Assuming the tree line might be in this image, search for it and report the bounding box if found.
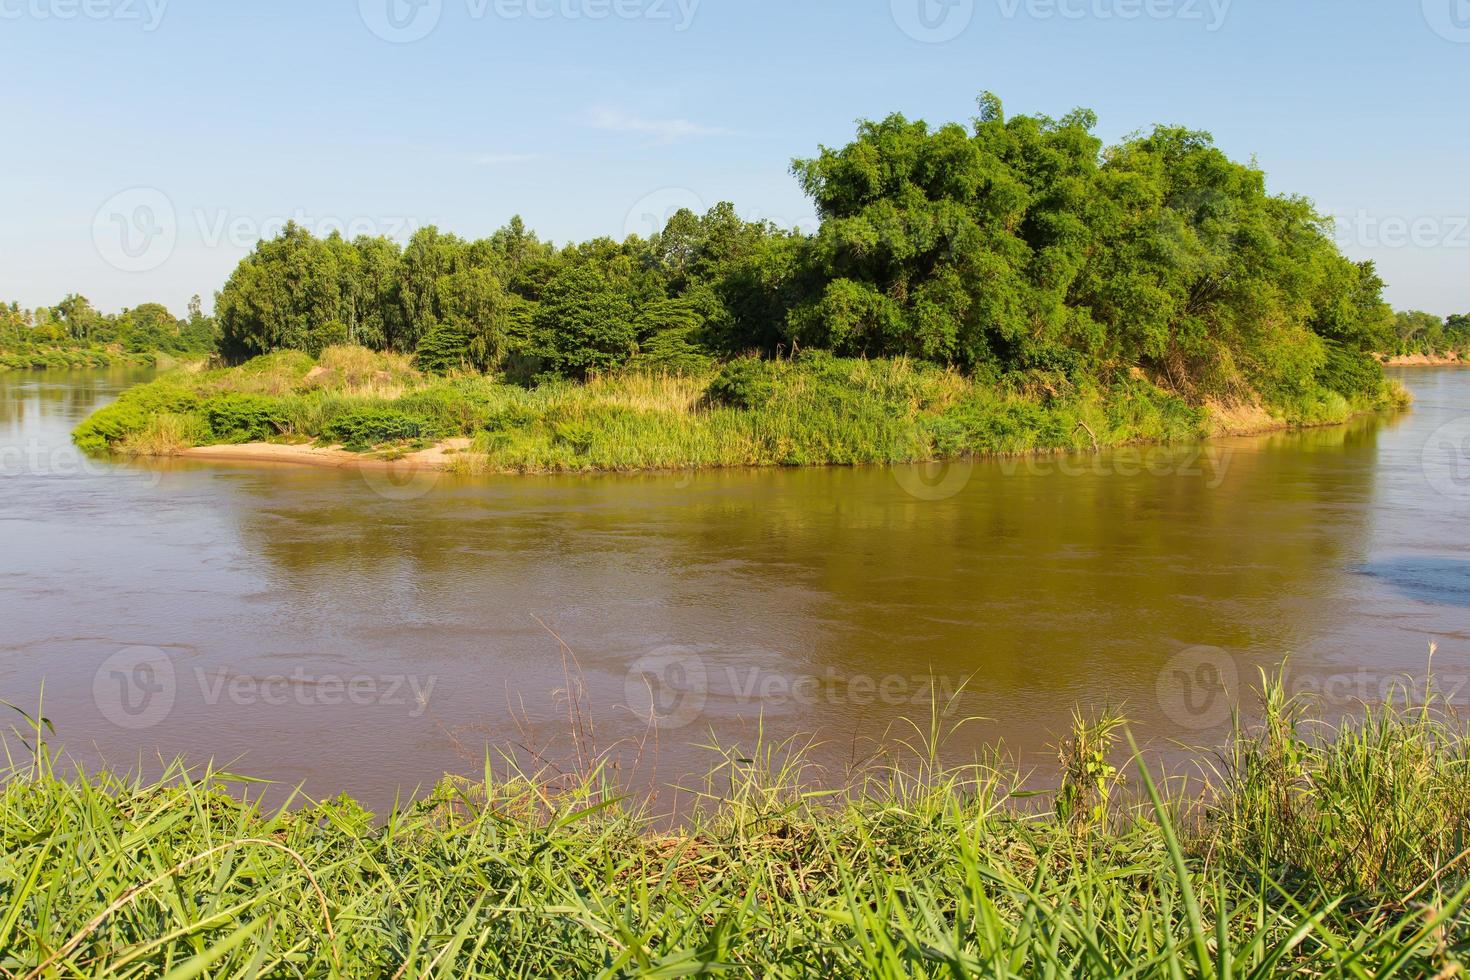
[1,295,217,358]
[1390,311,1470,358]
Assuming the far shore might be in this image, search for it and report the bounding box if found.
[1385,352,1467,366]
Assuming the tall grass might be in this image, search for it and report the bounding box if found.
[3,671,1467,976]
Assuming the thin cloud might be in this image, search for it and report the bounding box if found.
[585,107,733,142]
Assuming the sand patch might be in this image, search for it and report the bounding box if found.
[179,438,471,471]
[1385,353,1466,366]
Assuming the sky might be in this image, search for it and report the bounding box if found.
[2,0,1467,316]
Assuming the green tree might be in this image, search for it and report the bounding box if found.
[533,266,637,379]
[216,223,351,362]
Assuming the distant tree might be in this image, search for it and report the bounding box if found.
[434,267,512,371]
[1446,314,1470,351]
[179,294,219,354]
[1393,311,1447,356]
[53,294,106,342]
[118,302,178,353]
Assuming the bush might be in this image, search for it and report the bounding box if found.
[629,327,714,375]
[395,384,491,433]
[705,357,778,410]
[323,408,448,450]
[203,394,290,443]
[73,381,202,454]
[414,320,474,375]
[304,320,350,358]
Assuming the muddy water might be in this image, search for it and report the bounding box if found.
[2,367,1468,810]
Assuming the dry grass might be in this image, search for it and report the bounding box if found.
[576,369,711,413]
[1202,397,1277,436]
[305,345,419,397]
[115,411,210,455]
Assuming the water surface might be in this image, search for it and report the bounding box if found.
[2,367,1467,809]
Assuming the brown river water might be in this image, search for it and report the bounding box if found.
[2,367,1468,811]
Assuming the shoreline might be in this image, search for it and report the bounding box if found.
[178,438,472,470]
[1384,353,1467,366]
[0,350,200,373]
[76,348,1413,477]
[162,407,1396,477]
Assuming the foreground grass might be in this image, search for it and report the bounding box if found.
[3,673,1468,977]
[70,346,1406,472]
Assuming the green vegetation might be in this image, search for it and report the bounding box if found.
[1389,310,1470,360]
[73,94,1416,466]
[0,294,217,371]
[73,344,1402,469]
[3,672,1468,976]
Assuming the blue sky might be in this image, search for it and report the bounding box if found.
[3,0,1467,315]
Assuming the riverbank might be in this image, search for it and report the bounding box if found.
[2,675,1466,976]
[1386,352,1468,366]
[72,346,1408,474]
[0,347,195,373]
[178,437,473,469]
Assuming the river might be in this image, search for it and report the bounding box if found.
[2,366,1467,810]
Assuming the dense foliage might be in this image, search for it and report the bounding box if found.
[3,676,1468,976]
[213,95,1397,419]
[1390,309,1470,359]
[0,294,217,370]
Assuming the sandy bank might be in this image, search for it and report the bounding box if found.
[179,439,470,470]
[1385,353,1467,366]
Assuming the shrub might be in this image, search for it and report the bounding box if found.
[72,381,202,454]
[323,408,448,450]
[705,356,778,410]
[203,394,291,443]
[414,320,474,375]
[305,320,350,357]
[395,384,491,433]
[629,326,714,375]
